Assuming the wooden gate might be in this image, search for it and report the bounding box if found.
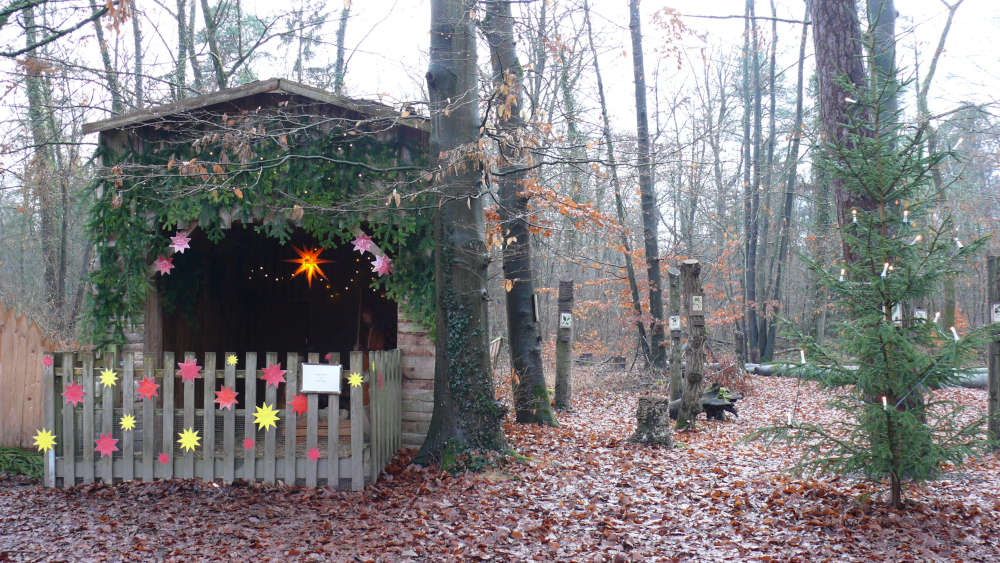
[40,349,401,490]
[0,300,62,448]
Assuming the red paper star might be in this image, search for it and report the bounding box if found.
[42,355,53,367]
[289,394,308,416]
[154,255,174,275]
[307,447,321,461]
[215,385,238,410]
[169,231,191,254]
[378,372,383,389]
[261,363,286,388]
[177,358,202,383]
[94,433,119,457]
[242,438,255,450]
[137,377,159,400]
[352,232,374,254]
[324,352,332,362]
[158,452,170,465]
[372,254,393,277]
[62,381,85,406]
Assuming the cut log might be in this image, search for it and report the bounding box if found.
[628,396,673,446]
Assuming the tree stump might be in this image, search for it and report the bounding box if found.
[628,396,673,446]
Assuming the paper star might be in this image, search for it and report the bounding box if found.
[378,372,383,389]
[177,358,202,383]
[307,447,321,461]
[254,403,280,431]
[226,354,238,366]
[324,352,332,362]
[289,394,308,416]
[154,255,174,275]
[95,433,119,457]
[42,355,53,367]
[371,254,393,277]
[136,377,159,400]
[242,438,255,450]
[62,381,85,406]
[348,372,363,388]
[261,363,286,388]
[352,232,374,254]
[120,414,136,431]
[169,231,191,254]
[177,427,201,452]
[33,428,56,452]
[158,452,170,465]
[99,368,118,388]
[214,385,239,410]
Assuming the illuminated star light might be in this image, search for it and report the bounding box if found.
[62,381,85,406]
[372,254,393,277]
[285,246,331,287]
[99,368,118,388]
[177,427,201,452]
[120,414,136,431]
[33,428,56,452]
[352,232,374,254]
[154,255,174,276]
[169,231,191,254]
[254,403,280,431]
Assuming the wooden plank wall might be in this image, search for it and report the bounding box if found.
[397,314,434,448]
[0,300,59,448]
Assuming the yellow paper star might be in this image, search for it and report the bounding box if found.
[99,368,118,388]
[33,428,56,452]
[254,402,280,431]
[177,427,201,452]
[120,414,136,431]
[226,354,238,366]
[348,372,363,388]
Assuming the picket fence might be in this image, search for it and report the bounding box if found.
[41,349,401,490]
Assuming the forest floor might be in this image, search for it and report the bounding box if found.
[2,373,1000,561]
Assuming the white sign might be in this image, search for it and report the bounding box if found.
[891,304,902,326]
[559,312,573,329]
[692,295,703,313]
[301,363,342,394]
[669,315,681,331]
[914,309,927,321]
[993,303,1000,324]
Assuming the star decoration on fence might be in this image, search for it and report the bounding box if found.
[62,381,85,406]
[261,363,286,388]
[99,368,118,388]
[378,372,383,389]
[226,354,238,366]
[169,231,191,254]
[177,427,201,452]
[371,254,393,277]
[177,359,202,383]
[254,403,280,431]
[158,452,170,465]
[289,394,308,416]
[136,377,159,400]
[120,414,136,431]
[307,447,321,461]
[42,355,53,367]
[242,438,255,450]
[214,385,238,410]
[154,255,174,276]
[352,232,374,254]
[33,428,56,452]
[94,433,119,457]
[348,372,363,388]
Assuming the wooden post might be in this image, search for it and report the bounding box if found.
[141,355,154,482]
[161,352,174,479]
[284,352,299,485]
[61,353,75,488]
[100,356,113,483]
[181,351,196,478]
[349,350,364,491]
[327,352,340,488]
[202,352,216,482]
[222,352,236,484]
[555,280,574,410]
[988,255,1000,450]
[121,353,135,482]
[668,268,682,400]
[82,352,95,484]
[678,260,706,429]
[242,352,257,482]
[263,352,278,483]
[42,352,55,487]
[305,353,320,488]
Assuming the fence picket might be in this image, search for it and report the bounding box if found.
[43,354,55,488]
[243,352,257,482]
[162,352,174,479]
[122,353,135,482]
[263,352,278,483]
[350,350,363,491]
[81,353,94,484]
[100,356,113,483]
[223,351,236,484]
[141,355,154,482]
[284,352,298,485]
[202,352,216,482]
[305,353,319,488]
[60,353,75,489]
[327,352,340,488]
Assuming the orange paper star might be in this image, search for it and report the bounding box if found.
[285,246,331,287]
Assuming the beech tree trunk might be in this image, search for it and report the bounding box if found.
[628,0,666,368]
[416,0,506,464]
[334,3,350,94]
[677,260,706,430]
[482,0,556,426]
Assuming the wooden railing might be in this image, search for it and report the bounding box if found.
[41,350,402,490]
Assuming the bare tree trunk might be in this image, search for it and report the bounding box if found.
[200,0,228,89]
[132,5,144,107]
[677,260,705,429]
[746,0,763,359]
[416,0,506,464]
[628,0,666,368]
[89,0,123,113]
[333,3,351,94]
[187,0,203,92]
[175,0,188,98]
[584,0,650,362]
[482,0,556,426]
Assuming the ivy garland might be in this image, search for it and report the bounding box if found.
[84,120,435,347]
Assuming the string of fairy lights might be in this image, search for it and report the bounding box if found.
[245,253,384,302]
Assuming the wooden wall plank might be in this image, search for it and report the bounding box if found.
[284,352,299,485]
[202,352,217,482]
[162,351,175,479]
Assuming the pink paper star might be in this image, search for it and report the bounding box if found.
[324,353,332,362]
[289,394,308,416]
[94,433,119,458]
[62,381,85,406]
[242,438,255,450]
[177,359,202,383]
[154,255,174,276]
[169,231,191,254]
[42,355,53,367]
[158,452,170,465]
[136,377,159,400]
[307,447,321,461]
[215,385,239,410]
[261,363,286,388]
[372,254,393,277]
[378,372,383,389]
[352,232,374,254]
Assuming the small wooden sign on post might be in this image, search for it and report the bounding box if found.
[301,363,342,394]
